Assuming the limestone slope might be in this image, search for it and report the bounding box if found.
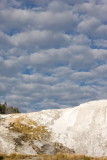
[0,100,107,156]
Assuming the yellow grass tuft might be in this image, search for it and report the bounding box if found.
[8,116,50,148]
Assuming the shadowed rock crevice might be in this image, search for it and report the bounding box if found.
[40,142,75,155]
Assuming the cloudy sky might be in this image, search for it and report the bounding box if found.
[0,0,107,112]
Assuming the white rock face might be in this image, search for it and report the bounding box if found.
[0,100,107,156]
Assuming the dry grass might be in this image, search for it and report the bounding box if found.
[7,116,51,152]
[0,153,35,160]
[38,153,107,160]
[9,116,50,142]
[0,153,107,160]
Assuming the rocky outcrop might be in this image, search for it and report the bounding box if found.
[40,142,75,155]
[0,100,107,156]
[0,114,74,155]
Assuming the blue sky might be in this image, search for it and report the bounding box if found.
[0,0,107,112]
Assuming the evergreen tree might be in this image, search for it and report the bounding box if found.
[0,102,20,114]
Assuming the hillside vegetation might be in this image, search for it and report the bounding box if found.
[9,116,50,145]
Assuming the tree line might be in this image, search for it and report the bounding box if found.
[0,102,20,114]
